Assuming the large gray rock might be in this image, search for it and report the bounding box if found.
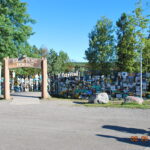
[88,92,109,104]
[124,96,143,104]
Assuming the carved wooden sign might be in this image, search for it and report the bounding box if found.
[8,57,42,69]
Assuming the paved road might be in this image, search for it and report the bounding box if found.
[0,92,149,150]
[10,92,41,105]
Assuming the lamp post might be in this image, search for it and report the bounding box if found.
[0,62,2,96]
[140,50,142,98]
[140,44,143,98]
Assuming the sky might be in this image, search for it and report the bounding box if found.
[22,0,143,62]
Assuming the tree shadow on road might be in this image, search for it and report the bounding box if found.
[96,125,150,147]
[96,134,150,147]
[73,101,87,104]
[11,94,40,99]
[102,125,150,136]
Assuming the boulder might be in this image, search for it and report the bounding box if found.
[124,96,143,104]
[88,92,109,104]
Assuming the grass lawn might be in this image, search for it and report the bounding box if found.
[49,97,150,109]
[81,100,150,109]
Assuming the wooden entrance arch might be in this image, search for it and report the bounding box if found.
[4,56,49,100]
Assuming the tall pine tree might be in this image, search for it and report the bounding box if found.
[116,13,137,73]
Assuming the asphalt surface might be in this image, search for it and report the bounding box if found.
[0,92,149,150]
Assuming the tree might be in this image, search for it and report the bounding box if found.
[30,45,41,58]
[39,46,49,58]
[116,0,149,73]
[143,36,150,72]
[85,17,115,75]
[47,49,73,74]
[0,0,35,61]
[130,0,150,72]
[47,49,58,74]
[57,51,70,73]
[116,13,137,72]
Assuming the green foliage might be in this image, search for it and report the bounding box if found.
[0,0,35,62]
[47,49,59,74]
[130,0,150,72]
[85,17,115,75]
[143,37,150,72]
[115,0,150,73]
[57,51,70,73]
[30,45,42,58]
[116,13,137,73]
[38,47,49,58]
[47,49,73,74]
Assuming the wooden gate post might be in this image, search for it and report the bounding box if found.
[42,57,49,99]
[4,57,11,100]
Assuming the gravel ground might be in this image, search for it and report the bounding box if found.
[0,92,149,150]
